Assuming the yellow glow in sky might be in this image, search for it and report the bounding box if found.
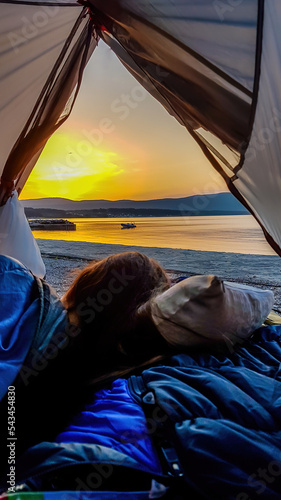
[24,132,126,199]
[21,42,226,201]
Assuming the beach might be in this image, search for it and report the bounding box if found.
[38,238,281,311]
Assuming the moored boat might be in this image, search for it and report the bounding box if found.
[28,219,76,230]
[121,222,136,229]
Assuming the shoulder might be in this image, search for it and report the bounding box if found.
[0,254,33,276]
[0,254,35,297]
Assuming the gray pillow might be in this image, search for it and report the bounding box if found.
[151,275,274,349]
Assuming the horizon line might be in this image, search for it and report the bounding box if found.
[20,191,228,202]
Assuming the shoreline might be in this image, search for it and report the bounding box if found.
[38,239,281,312]
[37,238,280,283]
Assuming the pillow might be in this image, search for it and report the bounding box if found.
[150,275,274,349]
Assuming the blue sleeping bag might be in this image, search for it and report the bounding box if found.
[134,325,281,498]
[3,325,281,500]
[1,255,281,498]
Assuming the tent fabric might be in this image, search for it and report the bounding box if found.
[90,0,254,151]
[0,1,96,201]
[0,191,46,277]
[0,2,82,177]
[1,0,281,255]
[89,0,281,255]
[233,0,281,254]
[98,0,258,92]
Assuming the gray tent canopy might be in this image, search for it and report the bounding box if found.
[0,0,281,254]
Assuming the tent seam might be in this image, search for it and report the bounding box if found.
[234,0,265,174]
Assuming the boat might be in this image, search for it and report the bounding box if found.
[28,219,76,231]
[121,222,136,229]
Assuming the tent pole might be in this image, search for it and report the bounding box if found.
[0,179,15,207]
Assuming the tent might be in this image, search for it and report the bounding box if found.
[0,0,280,254]
[0,1,281,254]
[2,4,281,498]
[1,0,281,254]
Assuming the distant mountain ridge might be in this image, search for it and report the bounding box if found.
[21,192,248,214]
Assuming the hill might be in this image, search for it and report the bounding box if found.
[21,192,248,215]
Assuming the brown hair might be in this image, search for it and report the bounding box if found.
[11,252,171,456]
[63,251,170,383]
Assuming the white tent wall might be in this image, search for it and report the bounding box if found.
[98,0,258,92]
[89,0,255,151]
[0,0,97,205]
[90,0,281,255]
[1,0,281,257]
[0,2,82,178]
[234,0,281,254]
[15,14,97,195]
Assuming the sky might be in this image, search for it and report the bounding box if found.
[20,41,226,201]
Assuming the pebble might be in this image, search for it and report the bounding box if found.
[43,254,281,313]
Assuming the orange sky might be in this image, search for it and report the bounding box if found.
[20,41,226,201]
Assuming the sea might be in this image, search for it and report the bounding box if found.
[31,215,276,256]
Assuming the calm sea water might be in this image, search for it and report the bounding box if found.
[31,215,276,256]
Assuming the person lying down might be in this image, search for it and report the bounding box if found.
[0,251,277,497]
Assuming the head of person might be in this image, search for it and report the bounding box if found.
[11,252,170,454]
[62,251,170,382]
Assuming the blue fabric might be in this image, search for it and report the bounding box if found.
[4,324,281,499]
[2,253,281,499]
[56,378,162,475]
[0,255,40,400]
[141,325,281,499]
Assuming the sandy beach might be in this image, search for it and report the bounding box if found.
[37,238,281,311]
